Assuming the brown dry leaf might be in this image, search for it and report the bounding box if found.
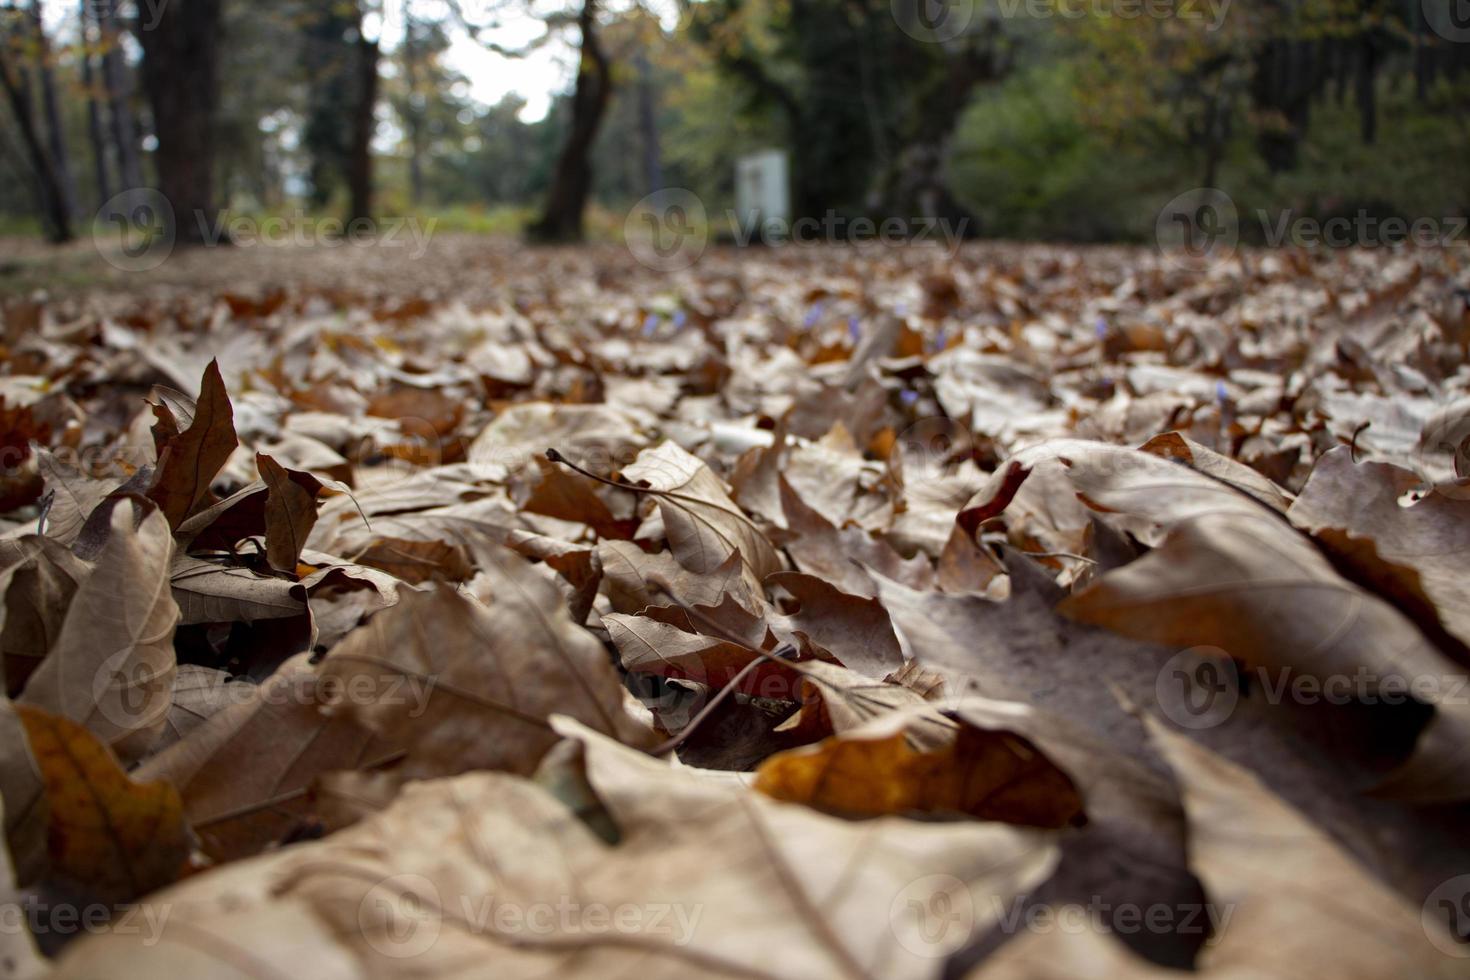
[622,441,783,581]
[318,544,654,779]
[1061,511,1470,802]
[766,571,905,679]
[19,499,179,762]
[256,452,323,573]
[137,653,385,861]
[52,719,1058,980]
[146,360,239,528]
[969,717,1464,979]
[0,535,88,696]
[354,535,474,584]
[0,696,46,885]
[32,449,119,546]
[1138,431,1294,512]
[15,703,188,906]
[756,705,1084,827]
[467,401,646,473]
[155,665,241,751]
[779,477,932,597]
[959,439,1275,537]
[605,612,801,705]
[170,555,307,624]
[1289,447,1470,655]
[0,797,44,980]
[518,454,627,537]
[598,541,765,618]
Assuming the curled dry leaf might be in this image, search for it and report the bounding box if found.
[968,718,1464,979]
[0,534,88,696]
[15,703,188,907]
[145,360,239,529]
[52,719,1058,980]
[0,696,46,885]
[755,703,1085,827]
[256,452,323,573]
[137,653,385,862]
[1061,511,1470,802]
[318,543,654,780]
[1289,446,1470,657]
[622,441,783,582]
[170,555,306,625]
[19,499,179,763]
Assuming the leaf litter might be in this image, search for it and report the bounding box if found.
[0,239,1467,976]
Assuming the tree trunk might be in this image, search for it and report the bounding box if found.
[80,0,113,208]
[136,0,224,244]
[348,29,380,226]
[528,0,612,243]
[635,51,662,194]
[100,0,143,192]
[0,46,72,241]
[403,2,425,206]
[28,0,76,221]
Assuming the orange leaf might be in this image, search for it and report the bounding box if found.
[16,703,189,905]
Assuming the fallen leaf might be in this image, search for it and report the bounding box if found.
[16,703,188,906]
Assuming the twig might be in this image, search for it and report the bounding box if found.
[1349,420,1370,462]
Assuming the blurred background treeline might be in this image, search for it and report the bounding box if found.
[0,0,1467,246]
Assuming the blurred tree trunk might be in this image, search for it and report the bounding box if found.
[348,29,380,225]
[80,0,112,208]
[27,0,76,222]
[0,43,72,241]
[403,2,425,207]
[529,0,611,243]
[635,50,662,194]
[136,0,224,244]
[100,0,143,191]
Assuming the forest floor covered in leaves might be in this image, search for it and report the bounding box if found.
[2,236,1469,978]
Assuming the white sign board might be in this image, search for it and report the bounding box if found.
[734,149,791,237]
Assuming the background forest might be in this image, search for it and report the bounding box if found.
[1,0,1468,247]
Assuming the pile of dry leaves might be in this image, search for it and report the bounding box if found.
[1,239,1468,978]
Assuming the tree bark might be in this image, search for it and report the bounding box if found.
[402,2,425,207]
[0,44,72,241]
[528,0,612,243]
[635,50,662,194]
[80,0,113,207]
[100,0,143,191]
[136,0,225,244]
[348,28,380,226]
[27,0,76,221]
